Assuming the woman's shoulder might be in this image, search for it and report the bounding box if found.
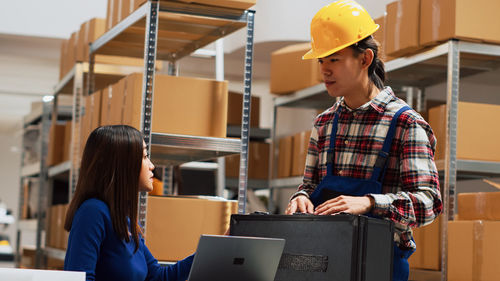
[76,198,111,219]
[314,104,337,127]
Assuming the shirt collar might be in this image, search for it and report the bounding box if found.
[336,86,396,114]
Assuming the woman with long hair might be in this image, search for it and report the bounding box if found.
[285,1,442,280]
[63,125,193,281]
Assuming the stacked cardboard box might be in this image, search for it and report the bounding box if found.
[276,136,293,178]
[227,91,260,128]
[385,0,421,57]
[121,73,228,138]
[145,196,237,261]
[448,189,500,280]
[47,204,69,250]
[373,15,393,62]
[80,91,103,154]
[46,122,68,166]
[427,102,500,162]
[59,17,147,79]
[291,130,311,177]
[106,0,256,31]
[384,0,500,57]
[270,43,323,95]
[225,141,271,180]
[408,217,441,270]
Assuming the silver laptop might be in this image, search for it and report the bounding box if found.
[187,235,285,281]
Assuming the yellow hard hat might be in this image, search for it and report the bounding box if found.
[303,0,379,60]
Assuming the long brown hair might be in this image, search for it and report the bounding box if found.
[64,125,143,251]
[350,35,386,90]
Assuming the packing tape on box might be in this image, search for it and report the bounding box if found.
[394,1,403,51]
[431,0,440,42]
[473,221,484,281]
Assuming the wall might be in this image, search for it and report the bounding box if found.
[0,133,22,251]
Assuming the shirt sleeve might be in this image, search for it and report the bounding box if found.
[143,239,194,281]
[369,117,443,228]
[293,125,321,199]
[64,203,107,281]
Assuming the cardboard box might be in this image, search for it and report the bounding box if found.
[428,102,500,162]
[385,0,421,57]
[145,196,237,261]
[20,247,36,269]
[448,220,500,281]
[227,91,260,128]
[225,142,271,179]
[373,16,394,62]
[291,130,311,177]
[277,136,293,178]
[81,90,102,154]
[106,0,115,31]
[100,82,124,126]
[47,123,66,166]
[80,18,106,61]
[122,73,228,138]
[409,216,441,270]
[420,0,500,47]
[270,43,323,95]
[62,121,72,162]
[176,0,256,10]
[59,39,69,80]
[458,192,500,221]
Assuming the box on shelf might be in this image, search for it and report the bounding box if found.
[100,82,124,127]
[458,191,500,221]
[176,0,256,10]
[20,247,36,269]
[291,130,311,177]
[373,15,394,62]
[227,91,260,128]
[122,73,228,138]
[385,0,421,57]
[81,90,103,154]
[47,123,67,166]
[145,196,237,261]
[62,121,72,162]
[60,17,152,79]
[277,136,293,178]
[270,43,323,95]
[408,216,441,270]
[448,220,500,281]
[428,102,500,162]
[420,0,500,47]
[225,141,271,179]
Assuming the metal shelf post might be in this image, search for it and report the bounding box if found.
[237,10,255,214]
[138,1,160,231]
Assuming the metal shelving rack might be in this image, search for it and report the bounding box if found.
[88,1,256,231]
[269,39,500,281]
[16,101,72,268]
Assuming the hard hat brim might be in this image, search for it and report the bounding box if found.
[302,24,379,60]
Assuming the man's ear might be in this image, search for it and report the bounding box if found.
[361,49,374,69]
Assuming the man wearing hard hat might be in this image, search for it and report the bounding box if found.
[285,1,442,280]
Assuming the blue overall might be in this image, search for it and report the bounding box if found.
[309,106,414,281]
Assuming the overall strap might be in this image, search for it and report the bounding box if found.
[371,106,411,182]
[326,111,340,176]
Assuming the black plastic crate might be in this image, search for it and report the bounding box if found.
[230,213,394,281]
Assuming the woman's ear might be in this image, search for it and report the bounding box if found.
[361,49,374,70]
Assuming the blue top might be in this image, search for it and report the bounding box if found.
[64,198,194,281]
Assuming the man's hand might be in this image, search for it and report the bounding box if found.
[286,195,314,214]
[314,195,374,215]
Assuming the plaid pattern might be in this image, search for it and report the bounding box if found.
[297,87,442,249]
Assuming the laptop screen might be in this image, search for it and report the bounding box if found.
[187,235,285,281]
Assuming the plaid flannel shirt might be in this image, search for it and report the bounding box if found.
[295,87,442,249]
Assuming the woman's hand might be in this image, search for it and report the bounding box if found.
[285,195,314,214]
[314,195,374,215]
